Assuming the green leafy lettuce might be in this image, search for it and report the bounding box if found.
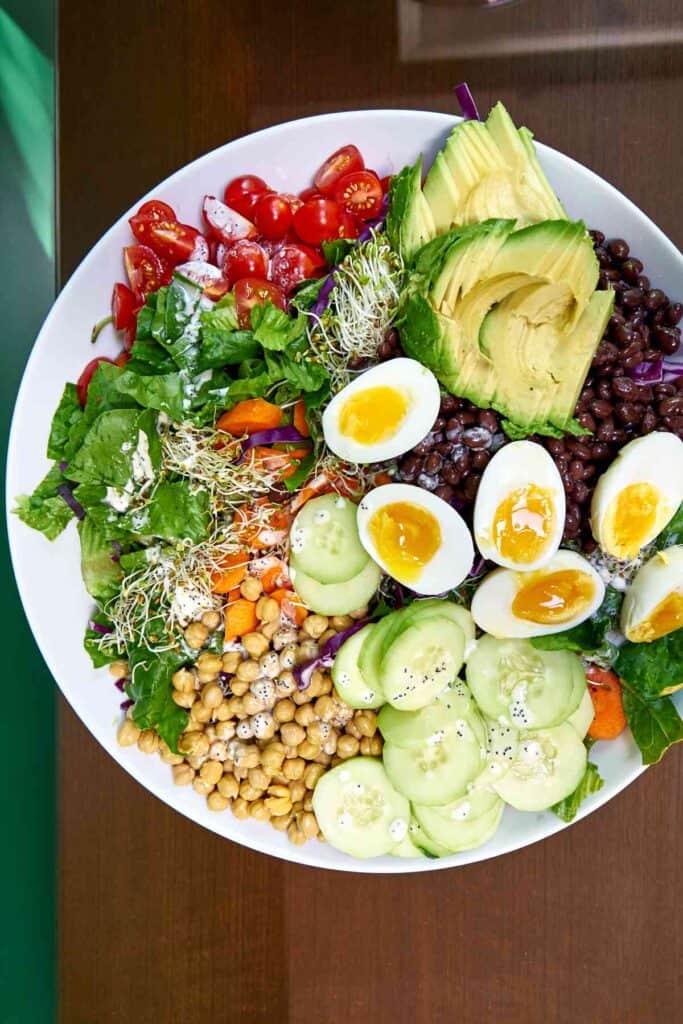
[78,517,123,602]
[67,408,161,487]
[47,383,83,461]
[552,761,604,822]
[656,503,683,550]
[620,686,683,765]
[531,587,622,657]
[14,463,74,540]
[613,628,683,764]
[144,481,211,544]
[126,648,189,751]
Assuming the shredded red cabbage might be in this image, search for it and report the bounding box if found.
[114,677,127,692]
[294,620,368,690]
[120,698,134,710]
[236,426,306,464]
[88,619,113,634]
[663,357,683,381]
[469,554,486,578]
[454,82,481,122]
[59,460,68,473]
[629,357,683,384]
[57,484,85,520]
[311,274,337,317]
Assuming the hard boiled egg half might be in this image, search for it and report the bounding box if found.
[474,440,565,571]
[591,432,683,560]
[322,358,440,463]
[471,550,605,638]
[620,545,683,643]
[356,483,474,595]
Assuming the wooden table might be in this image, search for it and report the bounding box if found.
[58,3,683,1020]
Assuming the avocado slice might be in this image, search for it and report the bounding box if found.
[423,103,567,233]
[386,157,435,262]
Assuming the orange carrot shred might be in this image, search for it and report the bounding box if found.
[224,598,258,641]
[586,665,627,740]
[217,398,283,436]
[293,400,310,437]
[211,552,248,594]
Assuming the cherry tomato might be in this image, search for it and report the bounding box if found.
[223,174,269,218]
[76,357,116,406]
[333,170,383,221]
[136,199,176,221]
[299,186,323,202]
[203,195,257,244]
[380,175,393,193]
[111,283,138,331]
[129,214,201,265]
[234,277,287,327]
[270,243,325,294]
[223,239,268,286]
[293,198,342,246]
[314,144,364,196]
[281,192,303,215]
[123,245,172,299]
[338,211,360,240]
[254,193,293,241]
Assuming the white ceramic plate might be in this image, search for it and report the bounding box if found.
[7,109,683,872]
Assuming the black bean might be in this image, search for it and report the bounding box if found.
[590,399,613,419]
[611,376,636,398]
[613,322,637,348]
[569,460,585,480]
[641,408,658,433]
[453,452,472,474]
[436,442,452,457]
[460,411,477,426]
[615,402,638,424]
[471,451,491,471]
[547,439,565,457]
[595,247,611,267]
[416,472,438,491]
[654,326,681,355]
[591,442,611,459]
[571,442,592,459]
[645,288,667,311]
[565,504,580,533]
[463,475,480,501]
[577,412,596,433]
[462,427,492,450]
[377,341,394,360]
[433,417,446,432]
[596,420,618,442]
[434,484,454,503]
[637,275,651,292]
[621,258,643,283]
[607,238,629,260]
[399,454,422,480]
[478,409,499,432]
[622,288,644,309]
[590,230,605,246]
[425,453,443,474]
[440,395,457,415]
[445,417,462,441]
[667,302,683,326]
[659,396,683,416]
[654,383,676,398]
[572,481,590,504]
[664,415,683,435]
[412,439,432,455]
[441,464,461,486]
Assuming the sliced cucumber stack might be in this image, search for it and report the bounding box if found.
[413,778,505,853]
[492,722,587,811]
[567,688,594,739]
[331,624,383,709]
[289,494,381,615]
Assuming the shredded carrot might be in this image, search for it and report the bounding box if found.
[217,398,283,436]
[224,597,258,641]
[586,665,627,740]
[373,471,393,486]
[271,587,308,626]
[293,400,310,438]
[260,559,288,593]
[249,445,312,480]
[211,551,249,594]
[234,499,291,551]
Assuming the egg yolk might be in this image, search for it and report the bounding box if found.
[604,483,666,559]
[512,569,595,624]
[368,502,441,583]
[627,591,683,643]
[338,386,408,445]
[493,485,555,564]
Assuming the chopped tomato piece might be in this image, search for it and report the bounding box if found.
[136,199,176,221]
[270,243,325,294]
[123,244,172,299]
[314,144,364,196]
[333,170,383,221]
[223,175,269,219]
[233,276,287,327]
[76,357,116,406]
[129,214,202,265]
[223,240,268,286]
[111,283,137,331]
[293,198,343,246]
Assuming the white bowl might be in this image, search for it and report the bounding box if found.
[7,109,683,873]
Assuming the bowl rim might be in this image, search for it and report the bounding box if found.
[7,107,683,873]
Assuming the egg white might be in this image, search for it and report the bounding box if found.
[322,358,441,464]
[620,545,683,643]
[356,482,474,595]
[591,432,683,559]
[470,549,606,638]
[474,440,565,571]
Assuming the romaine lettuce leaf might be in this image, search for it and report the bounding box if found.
[250,300,307,351]
[67,408,160,488]
[532,587,622,656]
[78,516,123,601]
[144,481,211,543]
[83,613,122,668]
[552,760,604,822]
[47,383,83,461]
[126,647,189,751]
[14,463,74,540]
[615,629,683,700]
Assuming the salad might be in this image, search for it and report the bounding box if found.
[15,87,683,860]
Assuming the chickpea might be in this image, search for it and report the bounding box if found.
[274,698,296,724]
[282,757,305,781]
[287,823,307,846]
[288,779,306,804]
[172,763,195,786]
[208,740,228,761]
[280,722,306,747]
[251,678,276,706]
[313,751,332,766]
[239,781,263,802]
[225,696,244,717]
[172,690,195,709]
[251,711,276,741]
[369,736,383,756]
[297,739,321,760]
[236,659,260,683]
[201,609,222,631]
[249,799,271,822]
[304,763,325,789]
[117,719,140,747]
[187,753,208,771]
[231,797,249,820]
[297,639,320,661]
[275,671,296,696]
[207,790,230,812]
[292,687,313,706]
[205,725,217,743]
[294,703,316,727]
[109,660,129,680]
[215,701,233,723]
[236,719,254,740]
[256,596,280,623]
[159,741,184,766]
[314,695,336,722]
[355,710,377,737]
[230,678,249,697]
[349,605,369,620]
[238,745,261,770]
[261,618,281,640]
[318,675,333,696]
[242,693,265,717]
[299,812,319,839]
[279,645,297,670]
[261,743,286,772]
[330,614,353,631]
[284,745,299,760]
[200,760,223,786]
[137,729,159,755]
[178,731,210,758]
[337,734,359,759]
[240,575,263,601]
[185,621,209,649]
[248,766,271,791]
[270,812,293,832]
[222,650,242,674]
[242,631,270,659]
[258,652,280,679]
[233,765,248,781]
[319,629,337,644]
[306,720,330,746]
[192,777,214,797]
[360,736,373,755]
[215,720,236,741]
[201,683,224,709]
[172,668,195,693]
[190,702,212,724]
[302,614,329,639]
[303,795,314,812]
[197,651,222,676]
[345,721,362,740]
[273,628,297,651]
[217,774,239,799]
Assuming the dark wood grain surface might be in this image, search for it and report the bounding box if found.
[58,2,683,1021]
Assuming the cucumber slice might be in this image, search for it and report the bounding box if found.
[378,683,477,747]
[383,705,486,805]
[567,687,594,739]
[466,636,583,729]
[492,722,587,811]
[331,624,383,708]
[290,558,381,616]
[414,792,504,853]
[312,757,410,858]
[408,819,452,859]
[390,834,426,858]
[380,615,466,710]
[289,494,368,584]
[484,719,520,783]
[406,599,476,647]
[357,608,413,696]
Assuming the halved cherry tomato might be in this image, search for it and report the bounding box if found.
[314,144,364,196]
[136,199,176,221]
[333,170,383,221]
[253,193,293,241]
[111,283,137,331]
[223,174,269,219]
[299,186,323,202]
[129,214,201,265]
[203,195,257,244]
[76,357,116,406]
[380,175,393,193]
[282,193,303,215]
[233,277,287,327]
[223,240,269,286]
[338,211,360,240]
[293,198,342,245]
[270,243,325,294]
[123,245,172,300]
